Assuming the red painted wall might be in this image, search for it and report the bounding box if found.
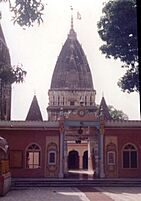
[105,127,141,178]
[1,129,60,178]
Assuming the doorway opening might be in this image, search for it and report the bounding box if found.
[68,150,79,169]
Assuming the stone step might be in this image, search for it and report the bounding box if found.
[11,178,141,188]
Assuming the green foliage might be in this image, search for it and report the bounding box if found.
[96,103,128,120]
[118,63,139,93]
[1,0,44,27]
[108,105,128,120]
[97,0,139,93]
[0,64,27,84]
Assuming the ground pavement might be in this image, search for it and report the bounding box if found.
[1,187,141,201]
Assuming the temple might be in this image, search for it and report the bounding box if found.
[0,18,141,189]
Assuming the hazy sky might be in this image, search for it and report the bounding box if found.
[0,0,140,120]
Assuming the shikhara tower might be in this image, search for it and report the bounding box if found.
[47,18,97,121]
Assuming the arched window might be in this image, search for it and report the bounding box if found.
[90,95,93,106]
[62,97,64,106]
[48,151,56,165]
[26,144,41,169]
[122,144,137,168]
[58,96,60,106]
[52,95,55,105]
[106,143,116,165]
[47,142,58,167]
[85,96,87,106]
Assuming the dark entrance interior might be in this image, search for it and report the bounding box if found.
[68,150,79,169]
[83,150,88,169]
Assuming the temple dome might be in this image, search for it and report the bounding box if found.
[50,28,94,90]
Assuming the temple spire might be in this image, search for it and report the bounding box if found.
[98,96,111,120]
[26,95,43,121]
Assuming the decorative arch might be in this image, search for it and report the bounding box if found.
[105,142,118,178]
[25,143,41,169]
[106,143,117,165]
[122,143,138,168]
[68,150,79,170]
[47,142,58,166]
[46,142,59,176]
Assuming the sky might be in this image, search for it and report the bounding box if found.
[0,0,140,120]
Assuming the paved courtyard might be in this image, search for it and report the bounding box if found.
[1,187,141,201]
[96,187,141,201]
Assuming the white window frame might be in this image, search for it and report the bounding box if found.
[48,151,56,165]
[122,143,138,169]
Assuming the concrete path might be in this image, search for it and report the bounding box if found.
[96,187,141,201]
[1,187,141,201]
[0,187,89,201]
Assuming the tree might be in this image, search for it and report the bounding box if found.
[0,0,44,27]
[108,105,128,120]
[97,0,139,93]
[0,64,26,85]
[97,103,128,120]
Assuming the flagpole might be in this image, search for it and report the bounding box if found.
[70,6,74,29]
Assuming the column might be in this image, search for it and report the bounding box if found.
[63,131,68,176]
[88,140,93,171]
[79,153,83,169]
[93,140,99,177]
[87,139,95,179]
[59,131,64,178]
[87,126,95,173]
[99,124,105,178]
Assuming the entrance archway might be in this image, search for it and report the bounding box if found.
[68,150,79,169]
[83,150,88,169]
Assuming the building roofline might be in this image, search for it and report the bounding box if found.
[105,120,141,128]
[0,121,59,129]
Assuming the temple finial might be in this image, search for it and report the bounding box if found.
[68,6,77,39]
[70,6,73,29]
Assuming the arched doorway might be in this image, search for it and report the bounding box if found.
[68,150,79,169]
[83,150,88,169]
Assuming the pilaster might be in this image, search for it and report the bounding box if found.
[99,118,105,178]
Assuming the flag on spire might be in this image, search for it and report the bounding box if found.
[77,12,81,20]
[70,6,73,11]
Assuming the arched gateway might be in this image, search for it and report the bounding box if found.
[61,112,105,178]
[68,150,79,169]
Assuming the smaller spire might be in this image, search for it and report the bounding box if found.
[26,95,43,121]
[98,96,111,120]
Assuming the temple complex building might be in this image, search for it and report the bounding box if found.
[0,19,141,181]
